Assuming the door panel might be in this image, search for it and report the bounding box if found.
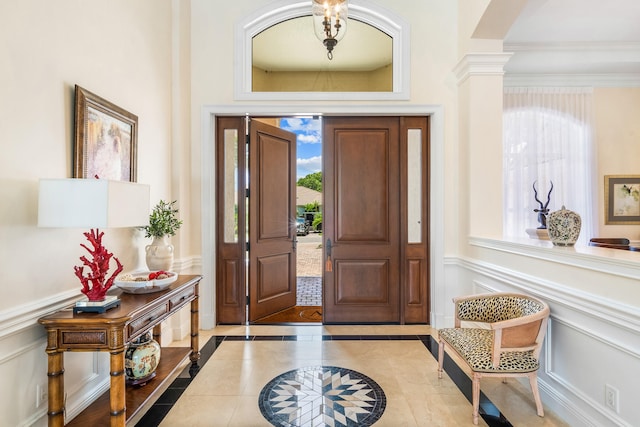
[324,117,400,323]
[248,120,297,321]
[400,117,430,323]
[215,117,246,324]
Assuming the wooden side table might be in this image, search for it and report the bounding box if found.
[38,275,202,427]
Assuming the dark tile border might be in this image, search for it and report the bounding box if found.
[135,335,512,427]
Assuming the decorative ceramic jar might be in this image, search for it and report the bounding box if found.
[145,235,174,271]
[125,331,161,385]
[547,205,581,246]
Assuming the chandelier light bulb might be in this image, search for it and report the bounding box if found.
[312,0,348,60]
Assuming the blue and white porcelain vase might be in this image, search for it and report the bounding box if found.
[547,205,581,246]
[125,331,161,385]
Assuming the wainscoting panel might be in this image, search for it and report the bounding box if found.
[0,263,199,427]
[447,249,640,427]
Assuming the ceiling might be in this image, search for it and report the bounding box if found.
[252,16,392,72]
[252,0,640,81]
[503,0,640,79]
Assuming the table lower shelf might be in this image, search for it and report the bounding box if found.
[67,347,192,426]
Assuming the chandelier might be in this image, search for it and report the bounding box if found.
[312,0,348,60]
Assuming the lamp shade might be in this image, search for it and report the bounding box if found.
[38,179,150,228]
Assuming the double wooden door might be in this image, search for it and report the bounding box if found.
[216,116,429,324]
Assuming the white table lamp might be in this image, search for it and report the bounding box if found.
[38,178,150,312]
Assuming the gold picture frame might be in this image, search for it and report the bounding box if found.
[74,85,138,182]
[604,175,640,224]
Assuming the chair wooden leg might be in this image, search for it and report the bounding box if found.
[472,373,481,425]
[528,372,544,417]
[437,339,444,379]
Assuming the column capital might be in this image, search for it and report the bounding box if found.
[453,52,513,85]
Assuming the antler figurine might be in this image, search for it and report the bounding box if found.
[533,180,553,229]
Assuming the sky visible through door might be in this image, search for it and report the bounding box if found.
[279,117,322,179]
[279,117,323,309]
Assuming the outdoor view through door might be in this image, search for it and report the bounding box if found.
[215,116,430,325]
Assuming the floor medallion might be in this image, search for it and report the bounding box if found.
[259,366,386,426]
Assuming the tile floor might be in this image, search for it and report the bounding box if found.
[135,325,570,427]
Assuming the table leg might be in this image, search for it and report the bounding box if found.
[153,324,162,346]
[189,287,200,376]
[109,348,126,427]
[47,351,65,427]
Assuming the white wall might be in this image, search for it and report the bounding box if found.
[0,1,176,425]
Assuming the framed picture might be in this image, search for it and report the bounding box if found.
[605,175,640,224]
[74,85,138,182]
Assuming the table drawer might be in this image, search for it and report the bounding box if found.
[128,303,169,337]
[169,287,195,310]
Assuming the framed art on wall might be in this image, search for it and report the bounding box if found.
[74,85,138,182]
[605,175,640,224]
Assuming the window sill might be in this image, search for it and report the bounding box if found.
[469,236,640,280]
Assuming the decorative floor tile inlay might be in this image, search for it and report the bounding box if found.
[259,366,386,427]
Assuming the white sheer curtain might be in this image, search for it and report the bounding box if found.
[503,87,596,244]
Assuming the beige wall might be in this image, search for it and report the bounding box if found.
[0,0,176,311]
[251,66,393,92]
[594,87,640,240]
[0,2,176,423]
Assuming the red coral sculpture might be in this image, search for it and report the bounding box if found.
[73,229,123,301]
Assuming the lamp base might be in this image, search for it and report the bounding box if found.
[73,295,121,314]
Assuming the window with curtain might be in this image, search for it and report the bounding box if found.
[503,87,595,244]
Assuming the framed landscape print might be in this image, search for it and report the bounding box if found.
[604,175,640,224]
[74,85,138,182]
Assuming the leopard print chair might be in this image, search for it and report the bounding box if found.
[437,292,550,425]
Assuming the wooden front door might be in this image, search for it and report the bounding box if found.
[247,120,297,321]
[323,116,430,324]
[216,115,429,325]
[323,117,401,323]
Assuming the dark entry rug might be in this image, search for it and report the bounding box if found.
[254,306,322,323]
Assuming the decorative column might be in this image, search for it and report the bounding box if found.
[454,52,512,240]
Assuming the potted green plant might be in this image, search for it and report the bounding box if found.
[144,200,183,271]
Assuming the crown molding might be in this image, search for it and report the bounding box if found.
[504,41,640,52]
[453,52,513,85]
[503,41,640,87]
[504,72,640,87]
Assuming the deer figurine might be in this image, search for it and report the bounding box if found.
[533,180,553,229]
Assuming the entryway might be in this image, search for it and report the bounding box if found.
[214,115,430,325]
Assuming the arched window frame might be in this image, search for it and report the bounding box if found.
[234,0,410,100]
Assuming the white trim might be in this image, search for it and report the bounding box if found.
[0,289,79,339]
[453,53,513,85]
[469,236,640,282]
[234,0,410,101]
[503,41,640,87]
[544,317,636,427]
[200,109,216,330]
[504,73,640,87]
[200,104,445,328]
[0,338,43,365]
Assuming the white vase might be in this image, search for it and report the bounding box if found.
[547,205,581,247]
[145,235,174,271]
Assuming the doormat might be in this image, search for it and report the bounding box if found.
[254,306,322,323]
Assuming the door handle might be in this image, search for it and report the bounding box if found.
[325,238,332,272]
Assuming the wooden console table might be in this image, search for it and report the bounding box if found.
[38,274,202,427]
